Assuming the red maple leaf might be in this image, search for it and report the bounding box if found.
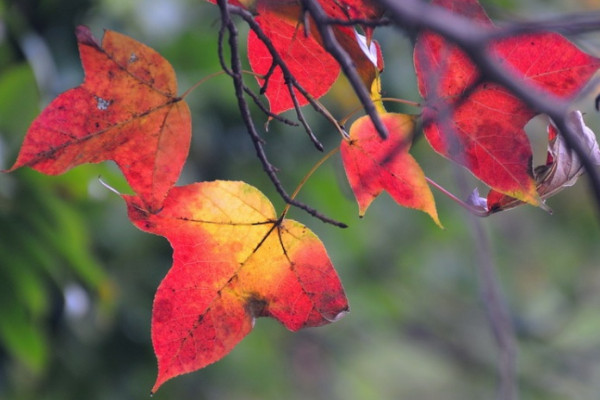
[7,26,191,211]
[341,112,441,226]
[414,0,600,204]
[125,181,348,393]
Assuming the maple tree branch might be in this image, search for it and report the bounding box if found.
[319,16,391,28]
[243,85,300,128]
[216,0,346,228]
[217,13,300,129]
[285,79,324,150]
[300,0,389,140]
[376,0,600,219]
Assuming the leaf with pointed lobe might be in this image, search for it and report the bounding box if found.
[414,0,600,205]
[7,26,191,212]
[124,181,348,393]
[341,112,441,226]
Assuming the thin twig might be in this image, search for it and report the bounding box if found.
[216,0,346,228]
[339,97,421,126]
[301,0,389,139]
[376,0,600,219]
[281,146,340,219]
[285,79,324,150]
[229,5,344,146]
[242,86,300,127]
[425,177,489,217]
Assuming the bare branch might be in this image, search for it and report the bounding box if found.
[301,0,389,139]
[216,0,347,228]
[376,0,600,219]
[229,4,345,145]
[493,11,600,37]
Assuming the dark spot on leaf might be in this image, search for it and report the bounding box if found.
[144,221,156,229]
[245,293,269,318]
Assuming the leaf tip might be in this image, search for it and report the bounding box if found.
[75,25,101,48]
[431,213,444,229]
[150,379,163,396]
[539,201,553,215]
[326,307,349,323]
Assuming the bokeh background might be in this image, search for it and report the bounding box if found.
[1,0,600,399]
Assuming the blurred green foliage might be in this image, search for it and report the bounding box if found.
[1,0,600,399]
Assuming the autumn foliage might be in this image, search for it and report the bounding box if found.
[5,0,600,393]
[8,26,191,212]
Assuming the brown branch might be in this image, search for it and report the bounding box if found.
[300,0,389,139]
[243,86,300,128]
[492,11,600,37]
[376,0,600,220]
[319,16,392,28]
[229,4,342,149]
[216,0,346,228]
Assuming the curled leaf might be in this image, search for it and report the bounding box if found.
[538,111,600,197]
[472,111,600,214]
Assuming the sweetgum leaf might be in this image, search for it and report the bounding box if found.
[414,0,600,205]
[341,113,441,226]
[124,181,348,393]
[7,26,191,212]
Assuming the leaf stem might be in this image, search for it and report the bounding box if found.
[340,97,422,126]
[180,70,226,99]
[280,146,341,220]
[180,69,274,100]
[425,177,489,217]
[97,176,122,196]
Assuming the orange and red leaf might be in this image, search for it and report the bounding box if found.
[8,26,191,211]
[124,181,348,393]
[341,113,441,226]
